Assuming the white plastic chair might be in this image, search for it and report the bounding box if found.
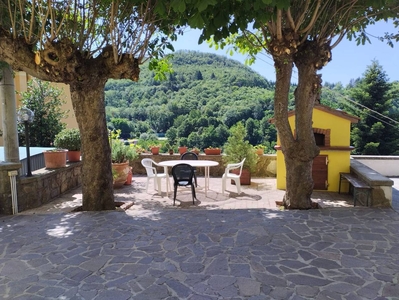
[141,158,170,196]
[222,158,246,194]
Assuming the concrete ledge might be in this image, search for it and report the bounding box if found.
[350,159,393,207]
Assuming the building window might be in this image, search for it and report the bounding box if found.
[314,133,325,146]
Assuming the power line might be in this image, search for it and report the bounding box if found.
[322,85,399,128]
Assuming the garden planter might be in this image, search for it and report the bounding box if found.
[124,167,133,185]
[43,149,67,168]
[256,148,264,156]
[205,148,221,155]
[231,168,251,185]
[112,162,130,188]
[191,149,200,155]
[178,146,188,155]
[67,150,81,162]
[151,147,160,155]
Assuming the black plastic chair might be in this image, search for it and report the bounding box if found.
[180,151,198,187]
[171,163,197,206]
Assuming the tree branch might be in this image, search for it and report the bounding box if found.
[276,9,282,40]
[294,0,310,32]
[286,8,296,31]
[299,0,321,34]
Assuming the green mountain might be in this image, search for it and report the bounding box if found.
[105,50,278,148]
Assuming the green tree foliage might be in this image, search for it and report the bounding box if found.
[105,51,276,149]
[18,80,67,147]
[109,118,133,139]
[223,122,258,172]
[347,61,399,155]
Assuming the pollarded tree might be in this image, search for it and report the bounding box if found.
[171,0,399,208]
[0,0,177,210]
[348,61,399,155]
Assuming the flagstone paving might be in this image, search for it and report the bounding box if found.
[0,176,398,299]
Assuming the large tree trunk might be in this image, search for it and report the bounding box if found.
[273,43,321,209]
[281,41,324,209]
[70,80,115,211]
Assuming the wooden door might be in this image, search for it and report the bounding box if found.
[313,155,328,190]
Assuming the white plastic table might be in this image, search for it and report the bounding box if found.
[158,160,219,197]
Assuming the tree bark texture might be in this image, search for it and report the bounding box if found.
[70,80,115,211]
[273,56,314,209]
[272,40,323,209]
[281,41,327,209]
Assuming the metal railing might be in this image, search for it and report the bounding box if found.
[20,153,45,176]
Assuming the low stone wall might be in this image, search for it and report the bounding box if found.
[0,162,82,215]
[131,154,277,177]
[350,159,393,207]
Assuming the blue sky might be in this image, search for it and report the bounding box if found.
[171,21,398,85]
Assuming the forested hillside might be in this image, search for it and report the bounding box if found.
[105,50,283,150]
[105,51,399,154]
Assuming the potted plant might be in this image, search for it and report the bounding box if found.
[223,122,258,185]
[178,145,188,155]
[54,128,82,162]
[204,147,221,155]
[43,148,68,168]
[110,130,138,187]
[191,147,200,155]
[178,137,188,155]
[149,144,160,155]
[165,142,174,155]
[254,144,266,156]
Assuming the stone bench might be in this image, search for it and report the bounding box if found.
[339,172,372,206]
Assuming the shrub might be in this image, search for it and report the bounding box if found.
[54,128,81,151]
[223,122,258,172]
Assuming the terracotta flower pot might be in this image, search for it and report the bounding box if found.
[255,148,264,156]
[67,150,81,162]
[151,147,160,155]
[43,150,67,168]
[124,167,133,185]
[112,162,130,188]
[231,168,251,185]
[205,148,221,155]
[178,146,188,155]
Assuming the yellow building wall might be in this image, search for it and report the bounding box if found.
[313,108,351,147]
[276,107,353,192]
[50,82,78,129]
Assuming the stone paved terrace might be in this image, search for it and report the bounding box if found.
[0,176,399,299]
